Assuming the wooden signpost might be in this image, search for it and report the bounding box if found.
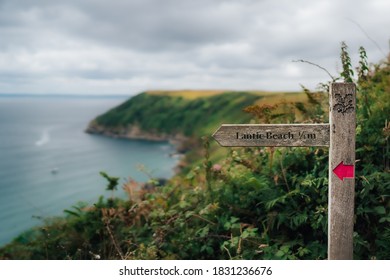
[212,83,356,260]
[328,83,356,260]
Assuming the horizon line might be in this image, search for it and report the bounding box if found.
[0,93,131,99]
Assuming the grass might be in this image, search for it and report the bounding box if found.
[255,91,307,105]
[147,90,314,122]
[146,90,302,100]
[147,90,227,99]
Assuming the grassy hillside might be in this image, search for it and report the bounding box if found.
[91,91,258,137]
[87,90,308,139]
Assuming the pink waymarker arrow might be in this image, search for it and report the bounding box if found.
[333,161,354,181]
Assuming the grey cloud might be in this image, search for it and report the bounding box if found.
[0,0,389,94]
[83,1,251,52]
[0,0,248,52]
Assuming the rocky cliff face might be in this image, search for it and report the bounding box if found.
[85,121,189,152]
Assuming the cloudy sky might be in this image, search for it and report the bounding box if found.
[0,0,389,95]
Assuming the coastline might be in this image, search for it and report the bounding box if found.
[85,121,190,173]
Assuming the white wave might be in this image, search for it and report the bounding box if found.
[35,130,50,146]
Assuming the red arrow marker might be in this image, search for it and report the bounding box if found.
[333,161,354,181]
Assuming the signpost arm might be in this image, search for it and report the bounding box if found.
[328,83,356,259]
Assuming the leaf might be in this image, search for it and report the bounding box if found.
[374,206,386,215]
[197,226,210,238]
[280,245,290,253]
[63,209,80,217]
[99,171,120,191]
[185,210,195,218]
[291,213,308,228]
[241,230,250,239]
[178,200,190,209]
[298,247,311,257]
[185,171,195,180]
[275,250,285,257]
[379,217,390,223]
[224,217,240,230]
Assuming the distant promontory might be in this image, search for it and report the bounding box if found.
[85,90,268,151]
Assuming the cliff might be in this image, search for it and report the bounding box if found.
[85,91,263,148]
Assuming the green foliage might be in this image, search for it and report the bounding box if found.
[340,41,354,82]
[94,91,260,137]
[100,171,120,205]
[99,171,119,192]
[1,45,389,260]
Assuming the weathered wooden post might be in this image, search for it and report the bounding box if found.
[328,83,356,259]
[212,83,356,260]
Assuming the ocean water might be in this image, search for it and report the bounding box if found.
[0,96,178,246]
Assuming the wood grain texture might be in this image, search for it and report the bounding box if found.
[328,83,356,260]
[213,124,330,147]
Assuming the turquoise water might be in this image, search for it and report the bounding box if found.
[0,96,178,246]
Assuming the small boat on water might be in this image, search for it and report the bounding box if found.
[51,168,59,174]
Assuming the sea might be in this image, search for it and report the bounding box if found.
[0,95,178,246]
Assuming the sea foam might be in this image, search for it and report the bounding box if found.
[35,130,50,146]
